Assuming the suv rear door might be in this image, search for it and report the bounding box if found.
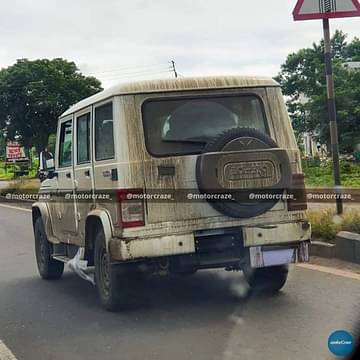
[140,89,281,224]
[92,100,118,220]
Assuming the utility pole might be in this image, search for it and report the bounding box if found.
[322,18,343,214]
[171,60,178,79]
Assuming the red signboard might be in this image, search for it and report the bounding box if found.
[6,141,28,162]
[293,0,360,21]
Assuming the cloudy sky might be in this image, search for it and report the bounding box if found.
[1,0,359,88]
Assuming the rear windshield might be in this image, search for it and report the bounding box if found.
[142,95,268,157]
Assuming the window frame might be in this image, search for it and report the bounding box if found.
[141,92,270,158]
[94,101,115,162]
[76,111,91,165]
[58,118,74,169]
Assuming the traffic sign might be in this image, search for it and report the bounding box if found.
[293,0,360,21]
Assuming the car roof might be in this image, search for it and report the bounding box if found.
[61,75,279,117]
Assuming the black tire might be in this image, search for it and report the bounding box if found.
[196,127,292,218]
[243,265,289,293]
[34,217,64,280]
[94,229,131,311]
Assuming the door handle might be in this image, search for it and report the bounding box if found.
[84,170,90,177]
[66,172,71,179]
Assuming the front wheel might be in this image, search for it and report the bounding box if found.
[243,265,289,293]
[34,217,64,280]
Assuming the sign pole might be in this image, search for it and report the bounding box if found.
[322,18,343,214]
[293,0,360,214]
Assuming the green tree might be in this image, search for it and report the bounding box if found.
[47,133,56,154]
[275,31,360,153]
[0,58,102,151]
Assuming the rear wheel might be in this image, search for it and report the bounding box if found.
[243,265,288,292]
[94,229,136,311]
[34,217,64,280]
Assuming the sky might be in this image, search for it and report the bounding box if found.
[0,0,359,88]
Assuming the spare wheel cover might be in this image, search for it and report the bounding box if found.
[196,127,292,218]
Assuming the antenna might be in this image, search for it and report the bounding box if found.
[170,60,178,79]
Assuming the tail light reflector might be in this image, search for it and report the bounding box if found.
[116,189,145,228]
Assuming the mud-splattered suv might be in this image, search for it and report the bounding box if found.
[32,76,311,310]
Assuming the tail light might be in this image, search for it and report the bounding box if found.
[288,174,308,211]
[116,189,145,228]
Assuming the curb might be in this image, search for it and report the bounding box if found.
[310,232,360,264]
[310,240,336,258]
[335,231,360,264]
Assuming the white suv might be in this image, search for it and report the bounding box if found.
[32,76,311,311]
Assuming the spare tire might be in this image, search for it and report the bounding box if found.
[196,128,292,218]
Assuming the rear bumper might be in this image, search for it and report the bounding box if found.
[109,233,196,261]
[109,220,311,262]
[243,221,311,247]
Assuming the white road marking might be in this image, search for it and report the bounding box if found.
[0,340,17,360]
[0,203,32,213]
[297,263,360,280]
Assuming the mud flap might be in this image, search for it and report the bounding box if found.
[68,249,95,285]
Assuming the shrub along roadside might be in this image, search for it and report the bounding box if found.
[0,158,39,181]
[306,208,360,241]
[303,159,360,188]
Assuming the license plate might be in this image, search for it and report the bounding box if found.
[249,243,309,268]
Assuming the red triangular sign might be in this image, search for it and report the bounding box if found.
[293,0,360,20]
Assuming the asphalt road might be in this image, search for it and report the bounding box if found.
[0,204,359,360]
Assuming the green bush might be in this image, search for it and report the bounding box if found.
[306,209,360,240]
[303,159,360,188]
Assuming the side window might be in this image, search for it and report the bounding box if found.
[59,120,73,167]
[77,113,91,164]
[95,102,114,161]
